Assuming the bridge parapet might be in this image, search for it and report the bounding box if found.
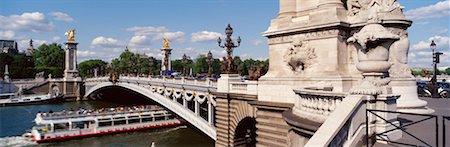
[229,80,258,95]
[84,76,217,140]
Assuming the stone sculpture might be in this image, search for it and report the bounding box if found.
[283,39,316,73]
[248,64,265,81]
[347,23,399,95]
[65,29,75,41]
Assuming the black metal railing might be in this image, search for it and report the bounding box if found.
[443,116,450,147]
[366,109,439,147]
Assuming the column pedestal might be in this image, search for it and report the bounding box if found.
[391,77,434,114]
[217,74,240,93]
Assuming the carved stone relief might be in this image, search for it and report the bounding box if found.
[283,39,317,73]
[388,27,412,77]
[347,0,405,22]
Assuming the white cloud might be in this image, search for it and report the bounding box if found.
[191,31,222,43]
[0,12,54,33]
[17,39,48,51]
[77,50,97,58]
[51,36,61,42]
[126,26,168,36]
[153,31,185,41]
[49,12,75,22]
[129,35,149,47]
[438,28,449,34]
[405,0,450,20]
[0,30,15,39]
[251,39,264,46]
[412,36,450,50]
[90,36,125,48]
[126,26,185,44]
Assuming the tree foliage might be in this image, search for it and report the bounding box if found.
[0,53,35,79]
[111,51,159,75]
[78,59,107,77]
[32,43,65,78]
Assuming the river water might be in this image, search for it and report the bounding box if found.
[0,101,214,147]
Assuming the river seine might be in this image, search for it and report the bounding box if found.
[0,101,214,147]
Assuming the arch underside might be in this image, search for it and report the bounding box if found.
[85,82,216,140]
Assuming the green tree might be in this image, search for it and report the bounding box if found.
[78,59,107,77]
[193,55,208,74]
[33,43,65,78]
[0,53,35,79]
[445,67,450,75]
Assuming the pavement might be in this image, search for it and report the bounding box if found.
[374,98,450,147]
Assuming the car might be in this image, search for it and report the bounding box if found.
[416,81,450,98]
[437,82,450,98]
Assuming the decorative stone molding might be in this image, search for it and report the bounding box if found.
[284,39,317,73]
[267,29,346,45]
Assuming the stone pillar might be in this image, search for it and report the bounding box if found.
[195,99,199,116]
[160,48,172,75]
[207,101,212,125]
[3,64,10,83]
[183,97,187,108]
[217,74,240,93]
[278,0,296,18]
[64,41,79,79]
[318,0,344,9]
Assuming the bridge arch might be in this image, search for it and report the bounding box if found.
[84,82,216,140]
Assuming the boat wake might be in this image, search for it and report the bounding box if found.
[0,136,37,147]
[159,125,187,134]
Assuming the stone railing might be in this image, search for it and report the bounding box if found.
[305,95,367,146]
[229,80,258,95]
[293,89,346,123]
[85,76,217,88]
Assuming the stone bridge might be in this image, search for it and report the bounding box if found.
[84,76,218,140]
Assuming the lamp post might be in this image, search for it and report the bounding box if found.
[148,58,154,77]
[206,51,214,77]
[430,40,444,98]
[218,24,241,74]
[181,54,189,76]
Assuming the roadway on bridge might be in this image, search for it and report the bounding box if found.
[375,98,450,147]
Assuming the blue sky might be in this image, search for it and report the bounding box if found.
[0,0,449,68]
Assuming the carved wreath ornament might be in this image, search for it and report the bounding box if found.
[283,39,316,73]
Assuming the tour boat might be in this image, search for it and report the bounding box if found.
[0,94,62,107]
[29,105,182,143]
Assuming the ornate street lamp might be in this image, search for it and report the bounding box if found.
[206,51,214,77]
[148,58,154,77]
[218,24,241,74]
[429,40,444,98]
[181,54,189,76]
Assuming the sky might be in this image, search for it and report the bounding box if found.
[0,0,449,68]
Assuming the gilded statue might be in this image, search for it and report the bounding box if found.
[163,38,170,48]
[65,29,76,41]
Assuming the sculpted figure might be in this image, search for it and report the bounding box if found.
[283,39,316,73]
[163,38,170,48]
[65,29,75,41]
[389,29,411,77]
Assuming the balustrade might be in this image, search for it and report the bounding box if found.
[293,89,346,123]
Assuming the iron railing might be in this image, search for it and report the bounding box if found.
[443,116,450,147]
[366,109,439,147]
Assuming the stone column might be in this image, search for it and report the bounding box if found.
[64,41,79,79]
[195,99,199,116]
[318,0,344,9]
[278,0,296,18]
[207,101,212,125]
[3,64,10,83]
